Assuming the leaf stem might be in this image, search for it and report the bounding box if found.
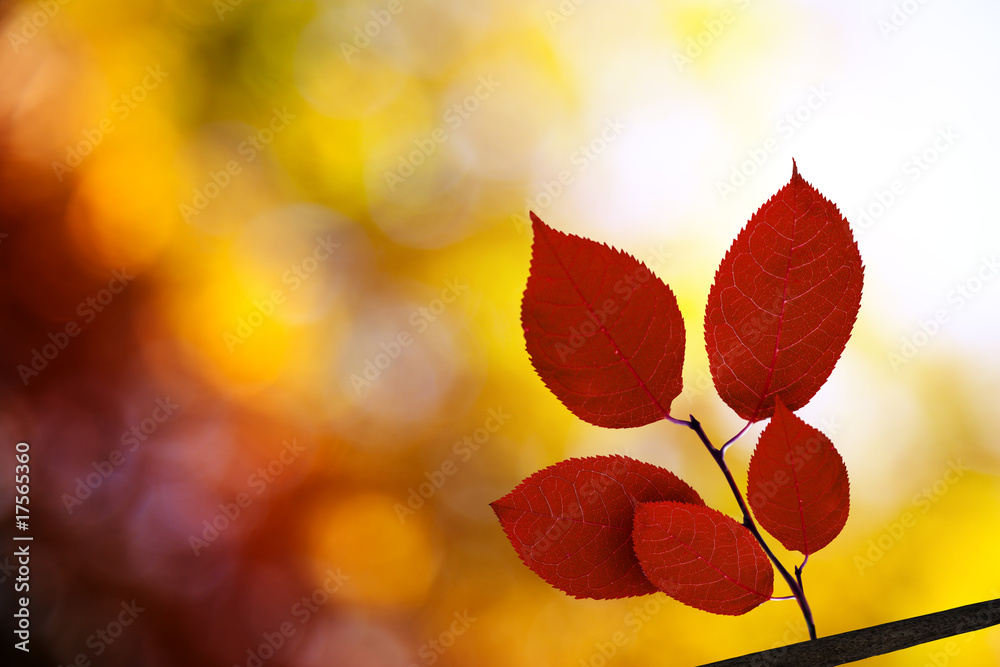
[720,420,753,456]
[795,555,809,614]
[665,414,690,427]
[681,415,817,640]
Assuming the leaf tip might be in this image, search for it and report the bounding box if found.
[773,394,789,416]
[529,210,545,231]
[488,497,502,516]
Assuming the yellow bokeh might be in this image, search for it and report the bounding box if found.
[166,257,293,388]
[65,144,179,271]
[308,493,440,608]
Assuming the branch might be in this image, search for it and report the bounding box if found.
[682,415,815,639]
[699,597,1000,667]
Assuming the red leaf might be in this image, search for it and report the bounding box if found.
[704,162,864,422]
[521,213,686,429]
[747,398,850,554]
[491,455,703,599]
[633,501,773,615]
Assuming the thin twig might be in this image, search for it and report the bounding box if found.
[720,420,753,456]
[682,415,817,639]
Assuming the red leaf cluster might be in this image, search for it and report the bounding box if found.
[490,456,702,599]
[494,163,860,617]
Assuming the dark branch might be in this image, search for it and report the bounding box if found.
[699,597,1000,667]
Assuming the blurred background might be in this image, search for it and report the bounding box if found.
[1,0,999,665]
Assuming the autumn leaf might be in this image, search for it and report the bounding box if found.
[747,398,850,554]
[633,501,774,615]
[522,212,686,429]
[491,455,703,599]
[704,161,864,422]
